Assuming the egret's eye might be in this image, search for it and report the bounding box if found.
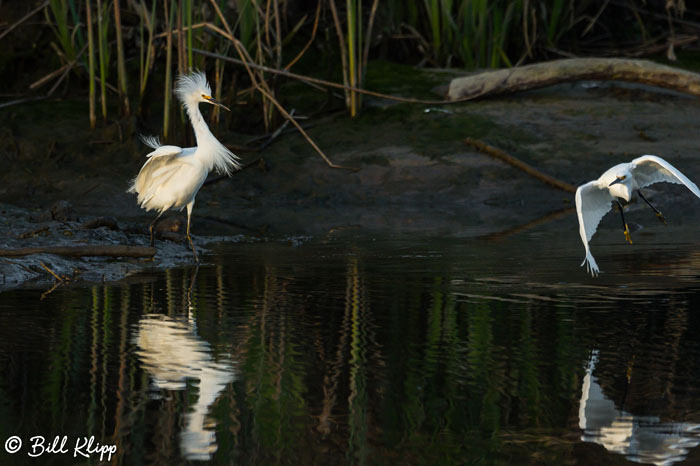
[618,175,626,181]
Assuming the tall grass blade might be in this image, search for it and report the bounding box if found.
[138,0,157,101]
[85,0,96,128]
[163,0,176,139]
[185,0,193,69]
[46,0,77,64]
[347,0,358,116]
[113,0,129,116]
[96,0,108,120]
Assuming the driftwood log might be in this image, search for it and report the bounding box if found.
[0,245,157,258]
[448,58,700,100]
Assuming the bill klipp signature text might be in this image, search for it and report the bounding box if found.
[4,435,117,461]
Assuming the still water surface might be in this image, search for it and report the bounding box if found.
[2,230,700,465]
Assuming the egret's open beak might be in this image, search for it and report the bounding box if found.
[609,178,622,187]
[203,95,230,112]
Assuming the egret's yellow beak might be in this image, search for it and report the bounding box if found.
[203,95,230,111]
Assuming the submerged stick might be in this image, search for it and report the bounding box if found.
[0,245,157,258]
[464,138,576,193]
[448,58,700,100]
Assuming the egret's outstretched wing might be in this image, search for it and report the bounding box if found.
[576,181,614,276]
[630,155,700,199]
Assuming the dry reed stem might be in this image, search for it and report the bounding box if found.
[284,0,321,70]
[361,0,380,80]
[30,44,87,91]
[86,0,96,128]
[327,0,350,107]
[193,47,509,105]
[113,0,130,116]
[207,0,347,169]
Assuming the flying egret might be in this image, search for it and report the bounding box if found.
[128,71,240,262]
[576,155,700,276]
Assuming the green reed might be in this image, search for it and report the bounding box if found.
[46,0,79,64]
[137,0,157,103]
[95,0,110,120]
[163,0,176,139]
[113,0,129,116]
[85,0,96,128]
[27,0,666,126]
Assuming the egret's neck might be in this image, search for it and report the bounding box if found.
[185,99,215,146]
[610,183,632,202]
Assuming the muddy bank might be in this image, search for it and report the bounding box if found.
[0,201,250,292]
[3,72,700,289]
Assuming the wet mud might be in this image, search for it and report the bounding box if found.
[3,72,700,290]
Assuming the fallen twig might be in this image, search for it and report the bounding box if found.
[464,138,577,193]
[39,261,66,282]
[0,245,157,258]
[18,226,50,239]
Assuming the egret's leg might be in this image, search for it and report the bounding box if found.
[186,202,199,263]
[149,211,164,247]
[637,189,667,224]
[617,200,633,245]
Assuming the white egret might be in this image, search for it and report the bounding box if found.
[576,155,700,276]
[128,71,240,262]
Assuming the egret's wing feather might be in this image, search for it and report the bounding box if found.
[128,153,183,201]
[576,181,613,243]
[140,135,162,150]
[146,145,183,159]
[575,181,613,276]
[138,134,183,159]
[630,155,700,199]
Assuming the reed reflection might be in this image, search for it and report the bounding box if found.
[133,268,235,461]
[579,350,700,466]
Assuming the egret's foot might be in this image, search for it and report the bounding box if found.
[624,224,633,245]
[655,211,667,225]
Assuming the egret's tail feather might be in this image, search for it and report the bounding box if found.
[140,134,162,150]
[580,251,600,277]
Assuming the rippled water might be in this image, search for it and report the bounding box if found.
[2,229,700,465]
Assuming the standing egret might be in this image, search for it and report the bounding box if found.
[128,71,240,262]
[575,155,700,276]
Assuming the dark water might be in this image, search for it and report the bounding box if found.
[2,229,700,465]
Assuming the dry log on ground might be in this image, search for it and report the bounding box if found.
[0,245,156,258]
[448,58,700,100]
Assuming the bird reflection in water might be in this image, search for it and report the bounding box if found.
[579,350,700,465]
[133,268,235,460]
